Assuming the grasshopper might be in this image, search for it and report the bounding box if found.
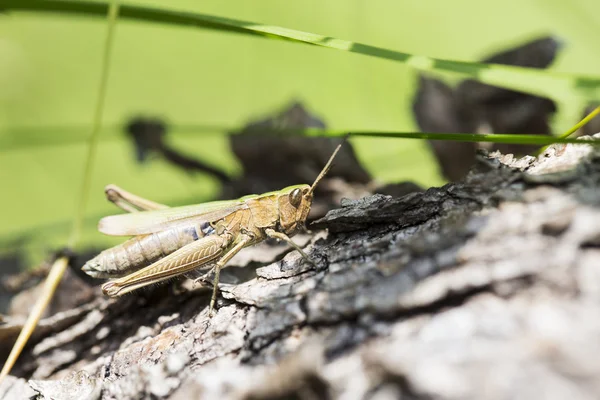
[82,143,343,314]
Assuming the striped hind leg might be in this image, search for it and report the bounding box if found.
[102,233,230,297]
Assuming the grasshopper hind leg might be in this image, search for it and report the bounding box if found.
[104,184,168,212]
[101,234,229,297]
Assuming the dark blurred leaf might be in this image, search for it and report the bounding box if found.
[459,37,562,105]
[229,102,371,197]
[457,36,559,155]
[126,117,231,183]
[413,36,562,181]
[412,76,478,181]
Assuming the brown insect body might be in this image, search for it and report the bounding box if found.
[92,184,313,297]
[83,142,342,314]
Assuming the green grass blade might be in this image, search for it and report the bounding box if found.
[341,131,600,145]
[559,105,600,139]
[2,0,600,101]
[3,125,600,153]
[68,0,120,247]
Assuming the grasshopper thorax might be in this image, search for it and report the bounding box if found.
[277,184,312,234]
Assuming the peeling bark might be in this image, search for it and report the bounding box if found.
[3,136,600,400]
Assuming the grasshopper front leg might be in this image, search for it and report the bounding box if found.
[265,228,314,265]
[104,184,168,213]
[102,233,231,297]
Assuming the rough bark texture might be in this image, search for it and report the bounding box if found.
[3,136,600,400]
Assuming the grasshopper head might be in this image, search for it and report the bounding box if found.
[277,140,344,234]
[278,184,312,234]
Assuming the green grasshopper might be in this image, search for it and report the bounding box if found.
[82,143,343,314]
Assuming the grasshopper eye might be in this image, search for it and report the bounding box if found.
[289,188,302,208]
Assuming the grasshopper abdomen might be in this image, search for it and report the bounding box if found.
[82,222,214,278]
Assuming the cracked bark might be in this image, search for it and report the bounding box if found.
[3,136,600,399]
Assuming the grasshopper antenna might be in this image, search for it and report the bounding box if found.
[307,136,348,196]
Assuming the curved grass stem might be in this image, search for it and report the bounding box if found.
[0,257,69,382]
[3,0,600,102]
[559,105,600,139]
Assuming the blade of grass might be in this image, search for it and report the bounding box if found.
[342,131,600,145]
[536,104,600,155]
[0,0,120,383]
[3,126,600,154]
[70,0,119,247]
[0,257,69,382]
[2,0,600,102]
[558,105,600,139]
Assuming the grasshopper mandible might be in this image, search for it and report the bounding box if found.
[82,142,343,315]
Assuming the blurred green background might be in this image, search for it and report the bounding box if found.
[1,0,600,262]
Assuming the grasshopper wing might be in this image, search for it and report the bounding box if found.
[98,199,247,236]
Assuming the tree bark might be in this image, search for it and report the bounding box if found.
[3,137,600,400]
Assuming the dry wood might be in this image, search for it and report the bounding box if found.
[2,136,600,399]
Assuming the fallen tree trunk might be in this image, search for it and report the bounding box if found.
[3,137,600,400]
